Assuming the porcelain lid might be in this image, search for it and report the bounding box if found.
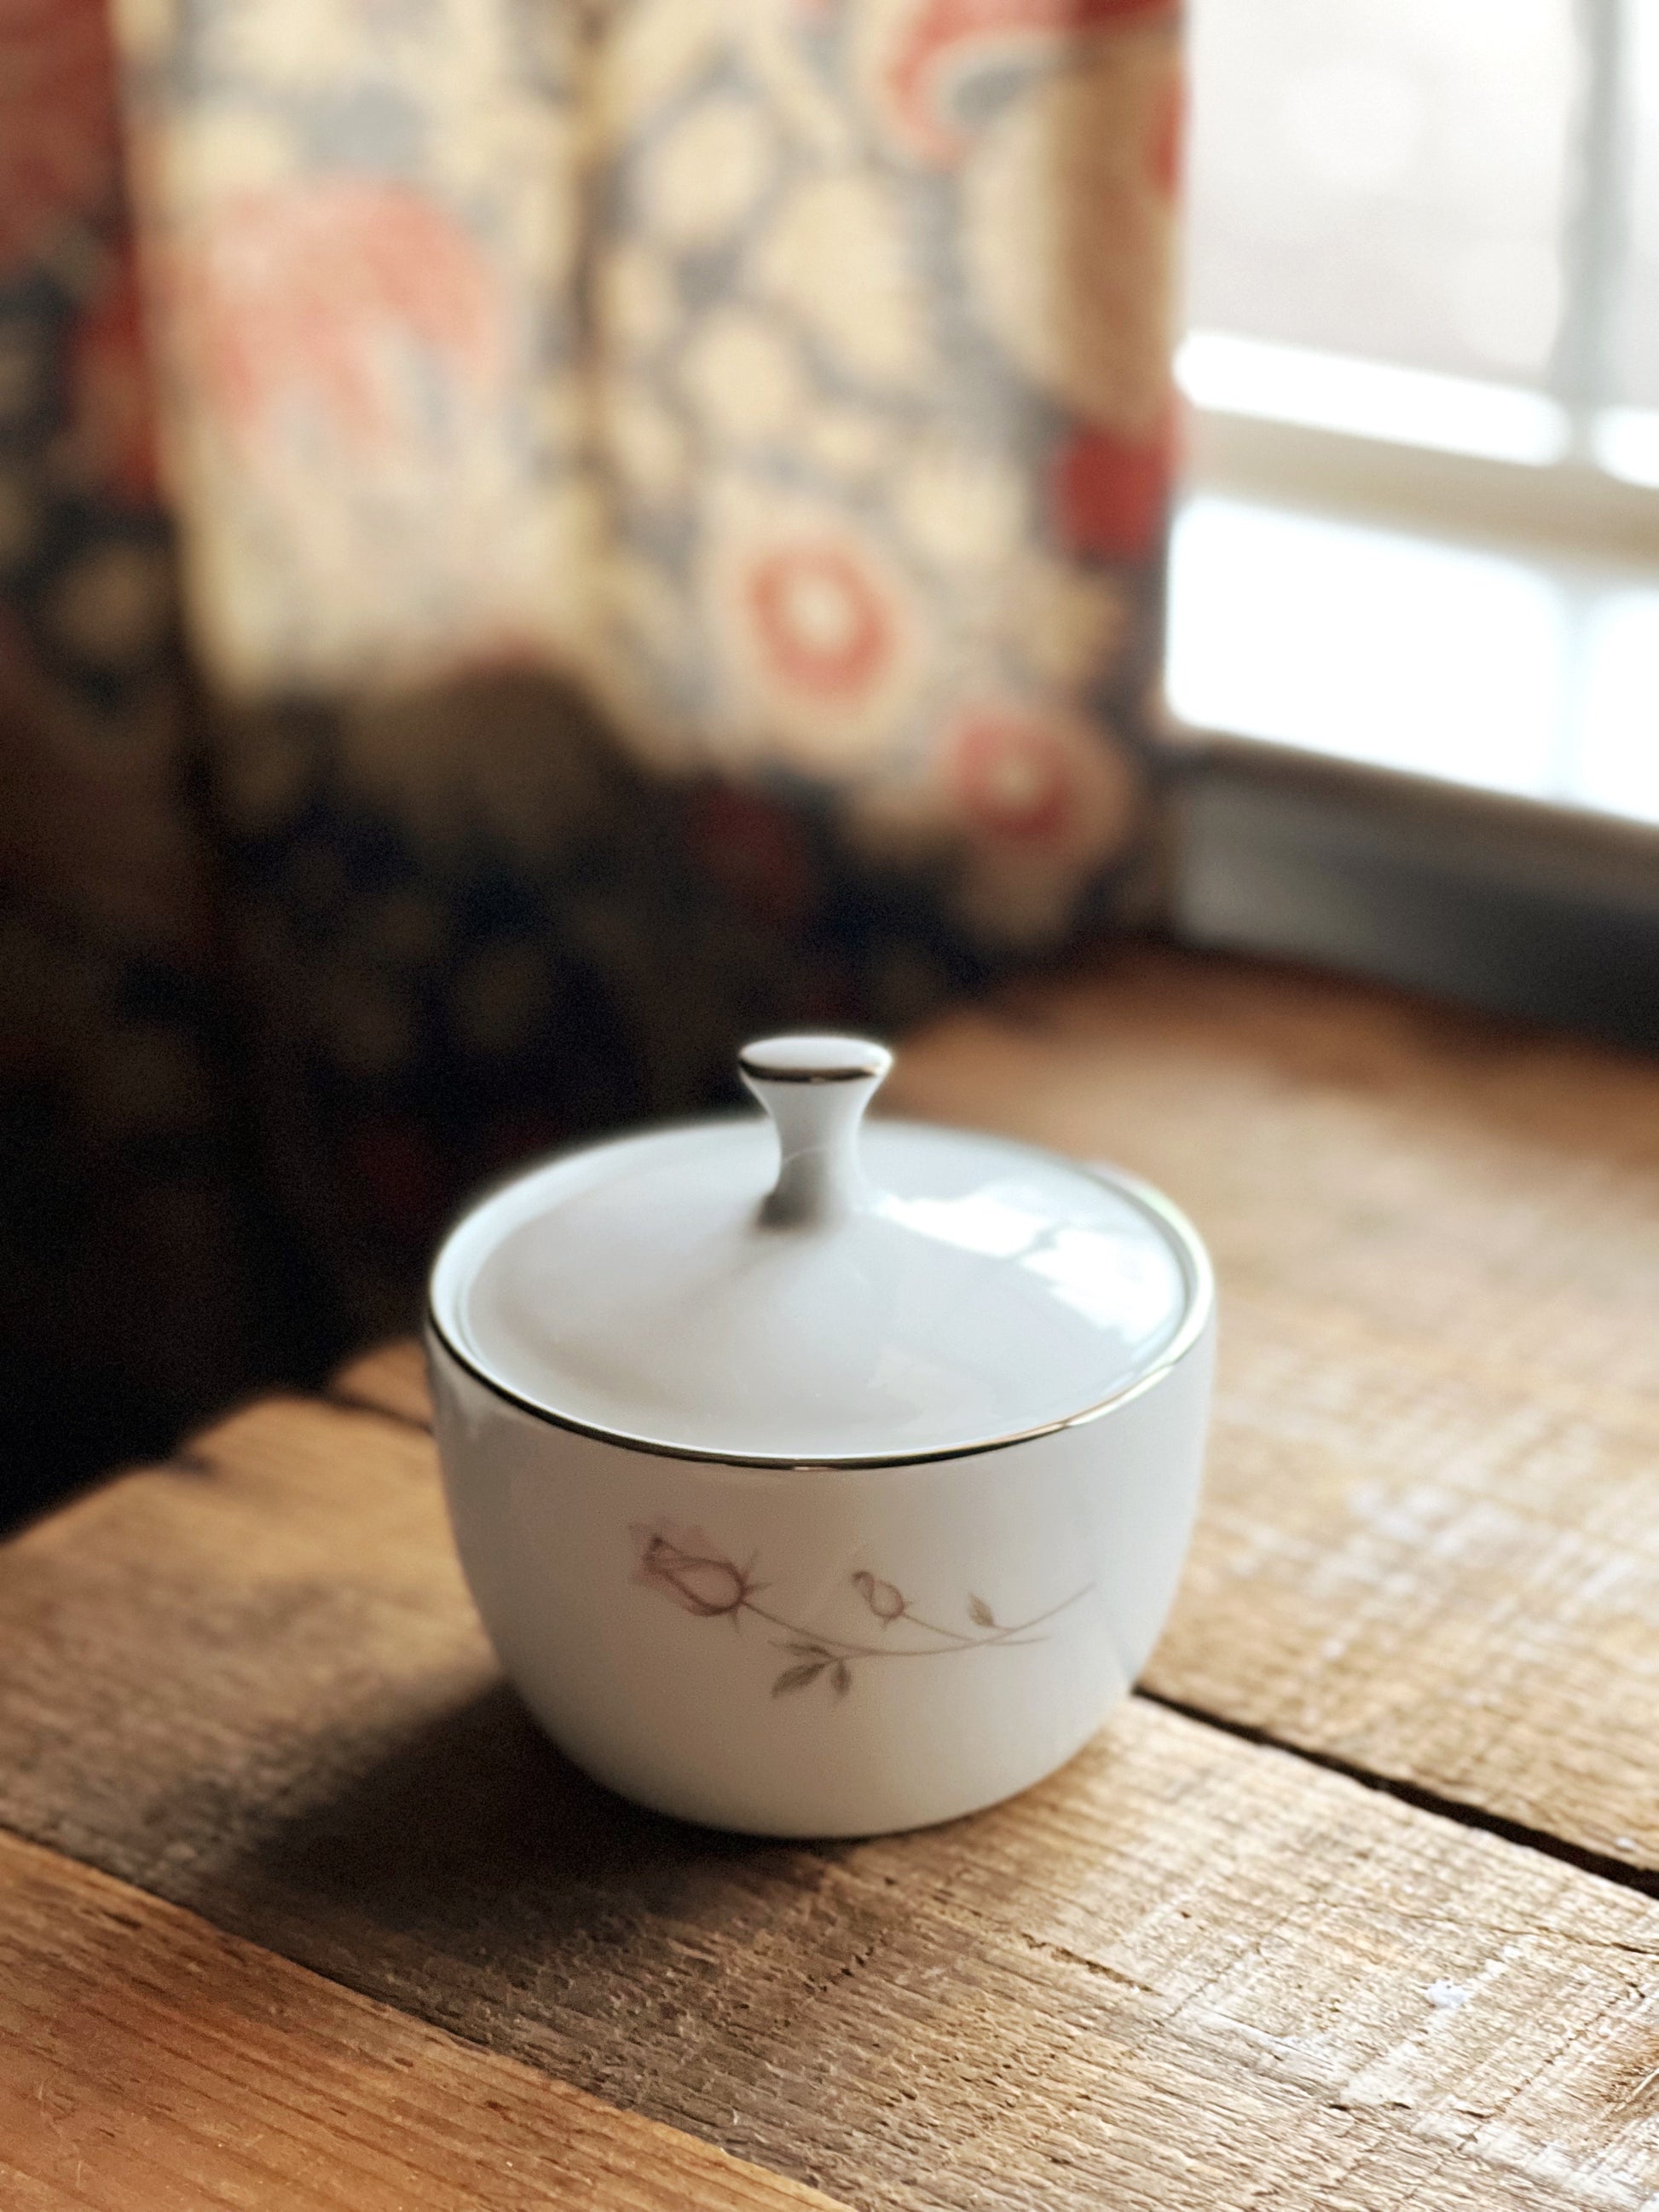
[429,1036,1206,1466]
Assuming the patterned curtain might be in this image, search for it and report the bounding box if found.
[0,0,1182,1508]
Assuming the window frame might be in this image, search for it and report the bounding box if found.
[1166,0,1659,1037]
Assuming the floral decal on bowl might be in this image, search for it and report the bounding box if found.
[630,1520,1091,1701]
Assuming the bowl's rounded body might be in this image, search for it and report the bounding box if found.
[426,1297,1214,1837]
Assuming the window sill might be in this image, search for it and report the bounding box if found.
[1165,490,1659,1048]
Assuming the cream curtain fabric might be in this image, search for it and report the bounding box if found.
[1,0,1182,1497]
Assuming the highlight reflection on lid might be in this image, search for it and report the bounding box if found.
[428,1035,1207,1467]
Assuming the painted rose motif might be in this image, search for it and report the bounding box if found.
[853,1569,907,1623]
[631,1522,760,1616]
[629,1519,1090,1701]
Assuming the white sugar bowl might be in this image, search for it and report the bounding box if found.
[426,1036,1214,1837]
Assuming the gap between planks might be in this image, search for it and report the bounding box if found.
[0,1827,844,2212]
[5,1392,1659,2209]
[1136,1689,1659,1905]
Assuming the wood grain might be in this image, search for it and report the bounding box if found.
[0,1827,841,2210]
[334,1338,432,1429]
[332,950,1659,1870]
[880,950,1659,1871]
[2,1393,1657,2209]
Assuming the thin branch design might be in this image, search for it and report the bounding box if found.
[630,1522,1092,1702]
[743,1601,1048,1659]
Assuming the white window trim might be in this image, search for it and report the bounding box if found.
[1167,2,1659,1030]
[1180,334,1659,563]
[1552,0,1631,451]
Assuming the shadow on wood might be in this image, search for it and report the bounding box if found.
[240,1677,827,1922]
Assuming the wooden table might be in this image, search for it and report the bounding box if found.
[3,947,1656,2211]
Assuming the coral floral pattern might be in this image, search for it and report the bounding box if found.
[0,0,1182,1510]
[864,0,1175,165]
[175,181,506,455]
[630,1523,1091,1702]
[748,546,894,705]
[118,0,1176,899]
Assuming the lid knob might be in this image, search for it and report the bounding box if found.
[739,1035,893,1229]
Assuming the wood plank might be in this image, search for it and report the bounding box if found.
[331,950,1659,1871]
[888,950,1659,1414]
[0,1828,840,2211]
[332,1339,431,1429]
[879,950,1659,1871]
[2,1394,1657,2210]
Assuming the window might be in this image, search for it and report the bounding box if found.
[1169,0,1659,833]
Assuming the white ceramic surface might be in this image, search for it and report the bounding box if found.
[432,1043,1193,1464]
[427,1033,1215,1837]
